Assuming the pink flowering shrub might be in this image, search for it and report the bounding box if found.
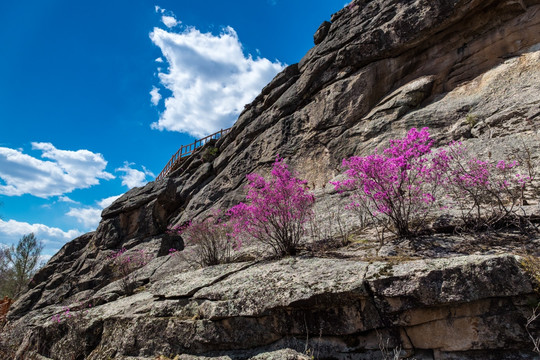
[109,248,153,295]
[442,142,530,229]
[334,127,534,238]
[228,156,315,256]
[170,212,232,267]
[333,128,448,238]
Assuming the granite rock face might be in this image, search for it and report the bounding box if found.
[2,255,538,359]
[2,0,540,359]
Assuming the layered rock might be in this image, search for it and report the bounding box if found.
[2,0,540,359]
[3,254,539,359]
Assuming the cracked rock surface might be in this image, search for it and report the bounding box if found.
[3,254,538,359]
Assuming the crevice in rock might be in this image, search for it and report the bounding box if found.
[155,261,260,301]
[401,326,416,353]
[362,269,387,328]
[148,255,172,279]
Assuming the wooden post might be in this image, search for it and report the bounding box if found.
[156,127,231,180]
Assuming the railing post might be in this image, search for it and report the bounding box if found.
[157,127,231,180]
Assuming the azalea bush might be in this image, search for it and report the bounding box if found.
[228,156,315,256]
[442,141,531,230]
[333,127,533,239]
[109,248,153,295]
[169,129,534,264]
[333,128,448,238]
[171,212,233,267]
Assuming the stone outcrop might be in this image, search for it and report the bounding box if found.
[2,254,538,359]
[2,0,540,359]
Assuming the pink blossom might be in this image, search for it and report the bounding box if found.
[228,156,314,255]
[333,128,445,236]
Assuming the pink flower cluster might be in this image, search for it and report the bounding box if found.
[440,141,529,225]
[333,128,445,236]
[333,127,531,235]
[169,210,233,266]
[169,221,192,235]
[165,128,531,257]
[228,156,315,255]
[51,307,71,323]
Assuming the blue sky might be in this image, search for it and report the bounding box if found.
[0,0,346,261]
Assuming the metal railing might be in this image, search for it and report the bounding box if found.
[156,128,231,181]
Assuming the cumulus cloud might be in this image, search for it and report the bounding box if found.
[149,21,284,137]
[161,15,179,28]
[150,86,162,106]
[65,207,102,229]
[66,194,122,230]
[116,162,155,189]
[0,218,81,246]
[155,57,164,63]
[0,143,114,198]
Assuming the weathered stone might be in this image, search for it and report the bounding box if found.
[313,21,331,45]
[150,262,255,299]
[3,254,537,359]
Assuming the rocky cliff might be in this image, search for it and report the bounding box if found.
[2,0,540,359]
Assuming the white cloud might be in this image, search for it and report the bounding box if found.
[39,254,52,264]
[149,23,284,137]
[66,194,123,230]
[150,86,162,106]
[66,207,102,229]
[155,57,164,63]
[116,162,155,189]
[155,6,179,28]
[0,219,81,247]
[58,196,78,204]
[161,15,179,28]
[0,143,114,198]
[98,194,122,209]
